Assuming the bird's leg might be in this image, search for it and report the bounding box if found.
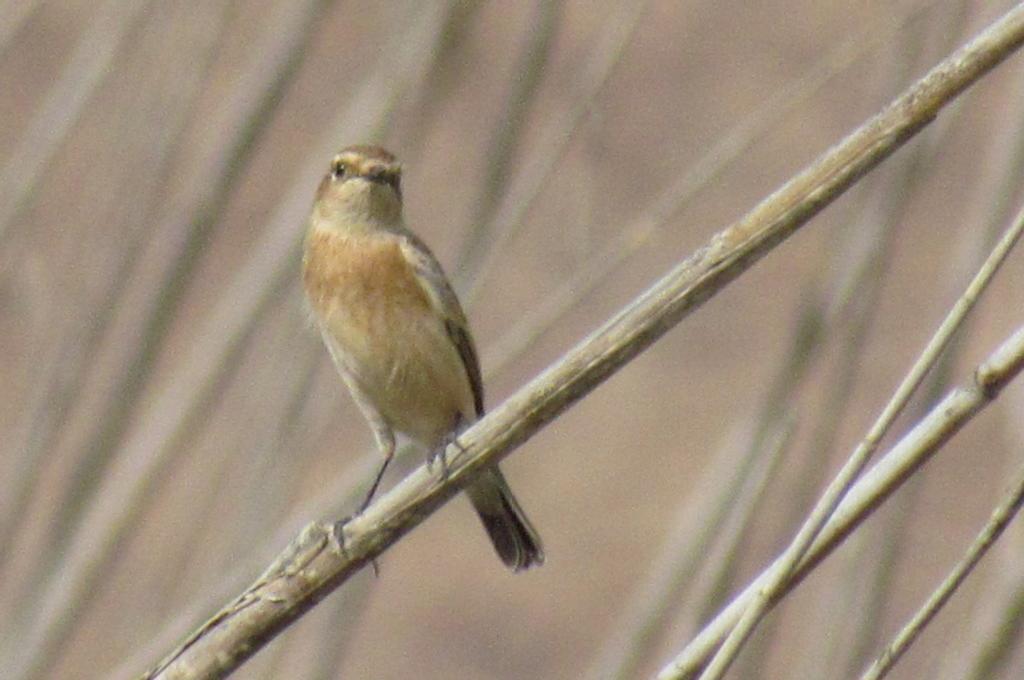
[360,436,390,578]
[428,414,468,481]
[319,333,396,513]
[360,423,395,513]
[339,374,396,514]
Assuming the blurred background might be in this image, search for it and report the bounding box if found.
[3,1,1024,678]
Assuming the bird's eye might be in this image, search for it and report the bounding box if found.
[331,160,347,179]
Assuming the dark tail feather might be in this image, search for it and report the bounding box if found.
[467,466,544,571]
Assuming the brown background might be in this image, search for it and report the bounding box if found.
[2,1,1024,679]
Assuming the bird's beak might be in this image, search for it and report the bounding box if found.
[361,166,389,185]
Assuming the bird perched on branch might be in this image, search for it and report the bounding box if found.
[302,144,544,571]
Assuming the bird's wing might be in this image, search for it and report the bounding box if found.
[399,232,485,418]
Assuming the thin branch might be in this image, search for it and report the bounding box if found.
[859,461,1024,680]
[930,50,1024,680]
[661,318,1024,679]
[107,448,380,679]
[584,417,792,680]
[483,0,930,376]
[141,9,1024,676]
[693,25,1024,676]
[681,421,796,644]
[950,408,1024,680]
[783,8,970,672]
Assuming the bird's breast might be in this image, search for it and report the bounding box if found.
[302,226,474,444]
[303,228,429,319]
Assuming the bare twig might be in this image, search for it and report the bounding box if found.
[692,18,1024,673]
[661,318,1024,679]
[859,461,1024,680]
[106,447,381,679]
[782,8,972,673]
[929,47,1024,680]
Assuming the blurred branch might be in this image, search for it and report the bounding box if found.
[675,421,794,648]
[1,0,321,665]
[483,0,935,375]
[455,0,562,279]
[0,0,182,563]
[782,7,971,674]
[34,0,334,557]
[158,318,320,612]
[859,460,1024,680]
[693,25,1024,678]
[690,186,1024,680]
[661,318,1024,679]
[141,10,1024,675]
[391,1,485,156]
[584,417,792,680]
[0,0,42,57]
[927,46,1024,680]
[3,4,460,679]
[0,0,235,601]
[0,0,153,243]
[458,0,652,302]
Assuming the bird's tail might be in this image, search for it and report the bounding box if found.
[467,466,544,572]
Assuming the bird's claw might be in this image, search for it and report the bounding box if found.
[332,515,380,577]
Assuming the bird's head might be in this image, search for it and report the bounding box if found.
[314,145,403,227]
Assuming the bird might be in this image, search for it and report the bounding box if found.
[301,144,544,571]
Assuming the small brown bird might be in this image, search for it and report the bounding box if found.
[302,145,543,571]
